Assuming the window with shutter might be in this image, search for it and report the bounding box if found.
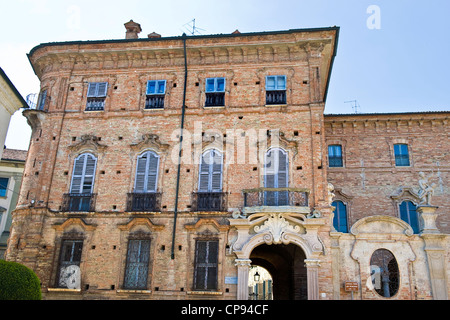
[265,75,286,105]
[198,149,223,192]
[332,200,348,233]
[194,240,218,291]
[399,201,419,233]
[205,78,225,107]
[134,151,160,193]
[86,82,108,111]
[328,145,343,167]
[70,153,97,194]
[145,80,166,109]
[264,148,289,206]
[394,144,410,167]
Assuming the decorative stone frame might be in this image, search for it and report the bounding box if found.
[350,215,416,300]
[332,188,354,232]
[230,212,326,300]
[117,218,164,292]
[185,219,229,295]
[50,218,97,290]
[390,187,421,227]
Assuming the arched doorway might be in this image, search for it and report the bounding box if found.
[250,243,307,300]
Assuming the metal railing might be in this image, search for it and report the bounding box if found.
[265,90,286,105]
[205,92,225,107]
[62,193,97,212]
[145,95,165,109]
[192,192,227,212]
[243,188,308,207]
[126,192,162,212]
[86,98,105,111]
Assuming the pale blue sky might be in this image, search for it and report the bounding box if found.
[2,0,449,150]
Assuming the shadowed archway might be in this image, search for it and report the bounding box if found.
[250,243,307,300]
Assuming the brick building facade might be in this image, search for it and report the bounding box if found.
[5,22,449,300]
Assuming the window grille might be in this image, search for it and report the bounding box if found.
[370,249,399,298]
[124,239,151,289]
[194,240,218,291]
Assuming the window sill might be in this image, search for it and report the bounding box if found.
[117,289,152,294]
[186,291,223,295]
[47,288,82,293]
[203,106,225,109]
[265,104,287,107]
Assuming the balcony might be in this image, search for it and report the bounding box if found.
[192,192,227,212]
[265,90,286,105]
[127,193,162,212]
[86,98,105,111]
[62,193,97,212]
[242,188,309,214]
[145,95,165,109]
[205,92,225,107]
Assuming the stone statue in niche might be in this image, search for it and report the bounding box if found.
[418,171,436,206]
[327,183,335,206]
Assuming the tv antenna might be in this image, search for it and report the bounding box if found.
[344,100,361,114]
[182,19,206,36]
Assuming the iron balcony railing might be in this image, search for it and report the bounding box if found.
[205,92,225,107]
[145,95,165,109]
[265,90,286,105]
[62,193,97,212]
[243,188,309,207]
[192,192,227,212]
[85,98,105,111]
[126,192,162,212]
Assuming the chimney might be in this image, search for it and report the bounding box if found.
[148,32,161,39]
[124,20,142,39]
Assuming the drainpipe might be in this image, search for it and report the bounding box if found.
[171,33,188,260]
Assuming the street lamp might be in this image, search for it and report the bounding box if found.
[254,271,260,282]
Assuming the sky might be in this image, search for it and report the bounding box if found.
[1,0,449,151]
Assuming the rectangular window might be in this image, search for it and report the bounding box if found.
[37,89,47,110]
[0,177,8,197]
[124,239,151,289]
[194,240,218,291]
[328,145,343,167]
[57,240,83,288]
[145,80,166,109]
[86,82,108,111]
[394,144,410,166]
[265,75,286,105]
[205,78,225,107]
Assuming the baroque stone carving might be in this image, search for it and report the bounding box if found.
[418,171,436,206]
[130,133,169,153]
[307,209,322,219]
[68,135,107,153]
[254,213,301,244]
[327,183,335,206]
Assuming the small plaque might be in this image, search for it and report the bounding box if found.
[225,276,238,284]
[345,281,359,292]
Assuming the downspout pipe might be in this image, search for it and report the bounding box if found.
[171,33,188,260]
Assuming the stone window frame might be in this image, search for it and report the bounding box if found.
[196,70,234,109]
[390,187,421,233]
[117,218,164,292]
[51,218,96,290]
[332,188,353,232]
[185,219,229,295]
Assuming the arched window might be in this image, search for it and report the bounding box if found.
[134,151,160,193]
[70,153,97,194]
[370,249,400,298]
[198,149,223,192]
[264,148,288,206]
[399,201,419,234]
[332,200,348,233]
